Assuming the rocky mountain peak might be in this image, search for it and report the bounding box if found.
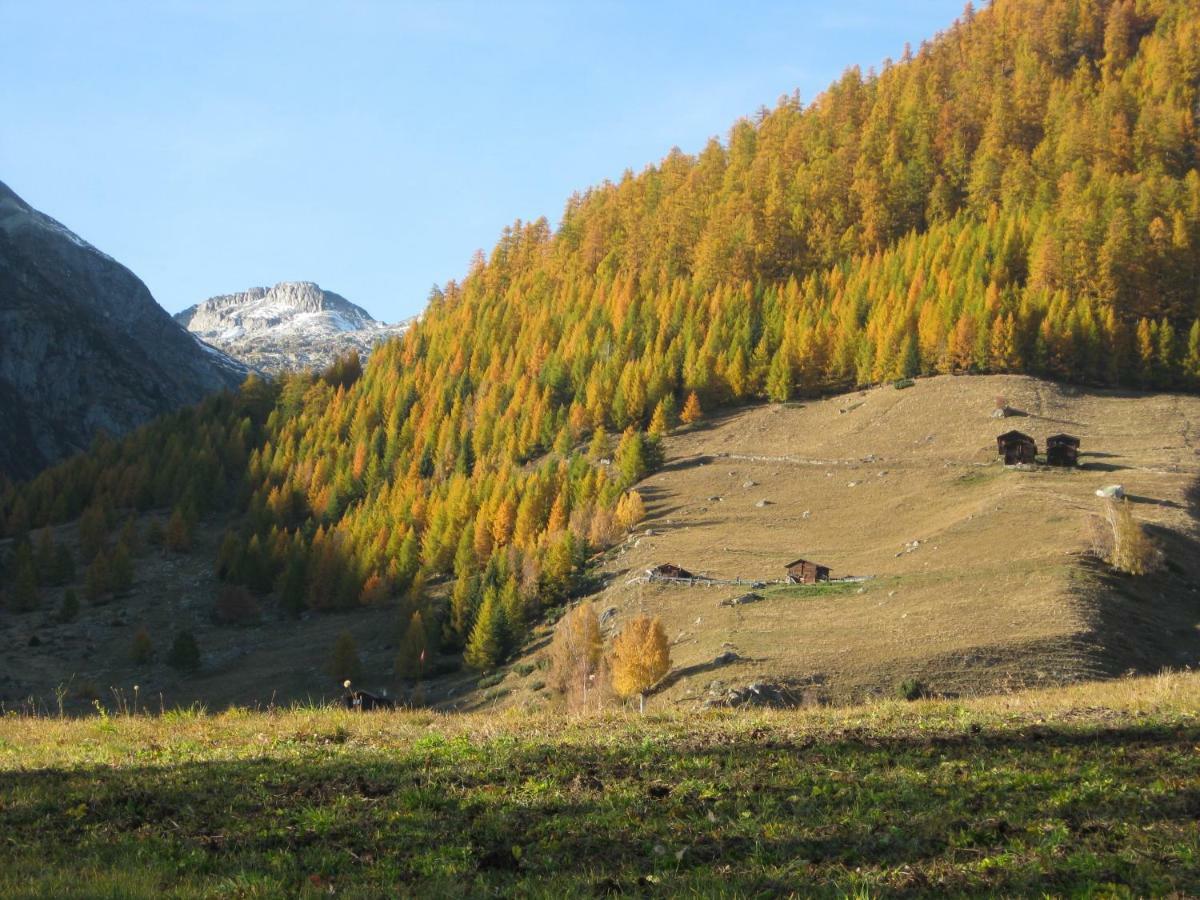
[175,282,412,375]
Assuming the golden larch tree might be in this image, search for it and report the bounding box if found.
[609,614,670,710]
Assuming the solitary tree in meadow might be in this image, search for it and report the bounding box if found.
[609,614,670,712]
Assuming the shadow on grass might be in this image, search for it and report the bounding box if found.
[1080,475,1200,676]
[1126,494,1186,509]
[2,723,1199,895]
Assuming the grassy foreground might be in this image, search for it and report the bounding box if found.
[2,676,1199,897]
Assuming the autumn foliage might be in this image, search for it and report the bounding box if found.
[548,602,606,710]
[609,615,671,701]
[2,0,1199,678]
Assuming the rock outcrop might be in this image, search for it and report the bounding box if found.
[0,180,245,481]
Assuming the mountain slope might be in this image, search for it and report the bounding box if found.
[2,0,1199,697]
[3,375,1198,713]
[0,180,245,480]
[175,282,413,374]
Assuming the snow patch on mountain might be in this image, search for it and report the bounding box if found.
[175,282,413,375]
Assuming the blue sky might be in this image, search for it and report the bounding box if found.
[1,1,966,322]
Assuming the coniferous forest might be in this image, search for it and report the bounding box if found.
[2,0,1199,676]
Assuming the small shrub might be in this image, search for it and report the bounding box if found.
[167,630,201,672]
[85,552,112,604]
[73,680,100,703]
[1095,498,1163,576]
[896,678,926,701]
[893,377,915,390]
[130,627,154,665]
[57,589,80,623]
[328,631,362,682]
[214,585,260,625]
[165,509,191,553]
[513,662,536,677]
[477,671,505,689]
[529,680,546,692]
[146,519,165,548]
[109,541,135,595]
[549,602,606,711]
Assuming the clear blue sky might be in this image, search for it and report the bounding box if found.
[1,1,966,322]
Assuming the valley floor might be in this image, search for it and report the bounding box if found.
[1,672,1198,896]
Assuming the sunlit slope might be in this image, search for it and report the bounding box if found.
[576,375,1200,703]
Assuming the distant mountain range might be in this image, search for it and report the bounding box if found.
[175,282,413,375]
[0,180,246,481]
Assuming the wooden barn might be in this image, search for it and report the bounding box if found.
[646,563,694,580]
[1045,433,1080,467]
[996,430,1037,465]
[784,558,831,584]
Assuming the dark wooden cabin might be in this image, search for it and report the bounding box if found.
[1045,433,1080,467]
[784,558,831,585]
[646,563,695,580]
[996,430,1037,465]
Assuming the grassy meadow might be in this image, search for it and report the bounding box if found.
[2,673,1199,897]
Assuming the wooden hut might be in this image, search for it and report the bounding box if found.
[1045,434,1080,467]
[646,563,694,580]
[784,558,831,584]
[996,430,1037,465]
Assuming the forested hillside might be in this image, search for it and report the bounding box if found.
[2,0,1198,680]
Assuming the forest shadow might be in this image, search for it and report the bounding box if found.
[2,724,1198,893]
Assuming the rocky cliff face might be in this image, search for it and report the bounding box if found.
[0,180,246,481]
[175,282,411,375]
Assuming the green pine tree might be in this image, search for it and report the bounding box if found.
[329,631,362,682]
[109,541,135,595]
[166,630,201,672]
[58,588,80,623]
[464,588,506,670]
[395,610,429,680]
[9,544,40,612]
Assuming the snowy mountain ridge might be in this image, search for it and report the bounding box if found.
[175,282,412,374]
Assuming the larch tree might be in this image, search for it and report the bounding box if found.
[609,614,671,711]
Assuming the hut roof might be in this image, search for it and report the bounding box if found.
[784,558,828,570]
[1046,433,1080,446]
[996,429,1035,442]
[647,563,694,578]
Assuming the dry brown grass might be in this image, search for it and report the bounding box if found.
[535,374,1200,706]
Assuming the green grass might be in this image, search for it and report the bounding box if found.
[761,580,864,601]
[953,468,999,488]
[2,674,1199,896]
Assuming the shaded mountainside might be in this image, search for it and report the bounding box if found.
[0,180,245,480]
[175,281,413,375]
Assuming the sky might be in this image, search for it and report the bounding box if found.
[0,1,967,323]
